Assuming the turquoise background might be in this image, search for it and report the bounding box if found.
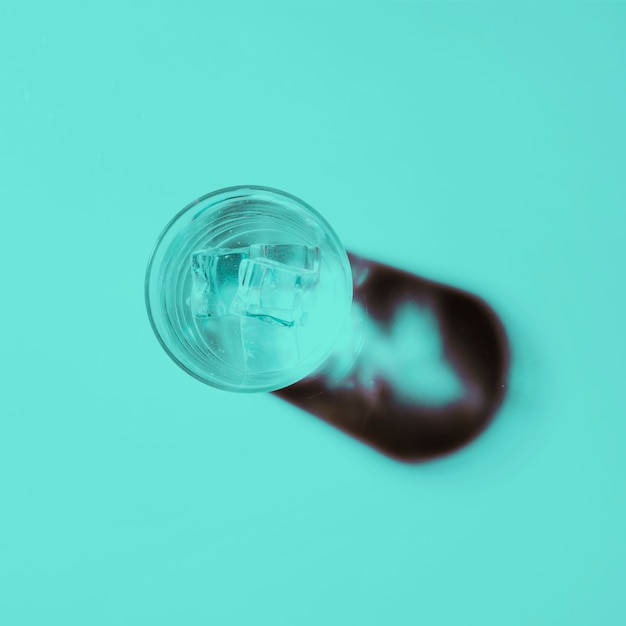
[1,2,625,624]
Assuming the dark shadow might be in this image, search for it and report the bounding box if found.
[273,252,510,462]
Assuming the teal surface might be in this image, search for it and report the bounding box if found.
[1,2,625,625]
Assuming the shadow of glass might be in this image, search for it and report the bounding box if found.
[273,252,510,462]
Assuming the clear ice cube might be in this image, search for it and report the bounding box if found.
[231,255,319,327]
[249,243,319,272]
[194,315,246,370]
[240,316,300,373]
[191,248,249,318]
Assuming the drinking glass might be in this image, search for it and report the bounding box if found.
[145,185,353,392]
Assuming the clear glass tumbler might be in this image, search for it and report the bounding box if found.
[145,186,353,392]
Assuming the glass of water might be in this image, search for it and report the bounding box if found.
[145,185,353,392]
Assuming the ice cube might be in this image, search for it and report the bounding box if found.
[191,248,249,318]
[240,315,300,373]
[249,243,319,272]
[230,257,318,327]
[195,314,245,370]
